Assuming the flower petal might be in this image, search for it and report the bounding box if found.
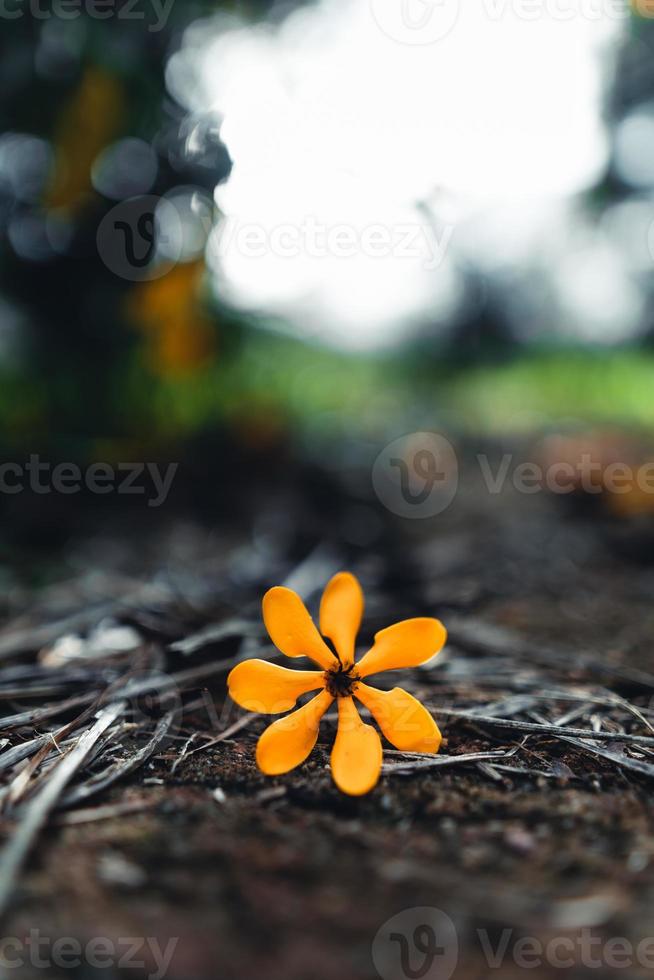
[319,571,363,668]
[330,696,382,796]
[256,689,333,775]
[262,586,338,670]
[355,683,442,753]
[356,618,447,678]
[228,659,325,714]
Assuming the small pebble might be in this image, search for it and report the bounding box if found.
[97,852,146,888]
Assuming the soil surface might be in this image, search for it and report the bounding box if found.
[2,453,654,980]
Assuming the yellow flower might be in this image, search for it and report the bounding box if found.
[227,572,447,796]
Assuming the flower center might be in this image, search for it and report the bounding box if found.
[325,664,359,698]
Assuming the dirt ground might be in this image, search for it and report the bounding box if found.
[2,452,654,980]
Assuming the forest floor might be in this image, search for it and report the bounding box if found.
[1,451,654,980]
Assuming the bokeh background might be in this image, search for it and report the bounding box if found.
[2,0,654,557]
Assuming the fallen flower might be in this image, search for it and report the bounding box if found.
[227,572,446,795]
